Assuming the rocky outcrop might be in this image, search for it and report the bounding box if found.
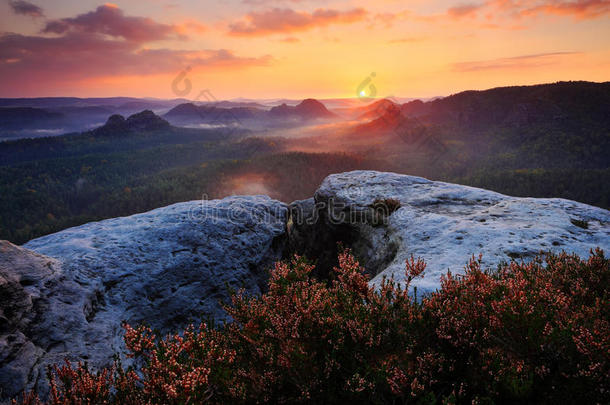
[289,171,610,292]
[1,171,609,400]
[269,99,335,120]
[93,110,170,136]
[0,242,65,400]
[1,196,287,399]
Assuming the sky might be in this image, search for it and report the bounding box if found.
[0,0,609,99]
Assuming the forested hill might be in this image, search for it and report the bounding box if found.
[402,81,610,133]
[413,80,610,170]
[0,111,244,166]
[398,81,610,169]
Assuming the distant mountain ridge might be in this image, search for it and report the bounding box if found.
[3,81,607,140]
[164,98,336,127]
[0,98,188,140]
[0,97,189,109]
[398,81,610,129]
[0,107,65,131]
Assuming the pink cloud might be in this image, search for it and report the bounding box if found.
[0,33,271,79]
[391,0,610,29]
[520,0,610,19]
[228,7,367,36]
[447,3,484,18]
[43,4,183,43]
[0,4,272,95]
[463,0,610,22]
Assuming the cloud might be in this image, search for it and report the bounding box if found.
[447,3,484,18]
[8,0,43,17]
[0,3,272,94]
[0,4,266,84]
[0,32,271,79]
[453,0,610,22]
[42,4,183,42]
[451,51,581,71]
[279,36,300,43]
[519,0,610,19]
[395,0,610,29]
[228,7,366,36]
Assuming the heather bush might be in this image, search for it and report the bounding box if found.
[16,249,609,404]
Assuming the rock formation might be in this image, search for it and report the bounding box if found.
[93,110,170,136]
[290,171,610,292]
[1,171,609,399]
[1,196,287,399]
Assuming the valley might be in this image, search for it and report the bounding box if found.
[1,81,608,244]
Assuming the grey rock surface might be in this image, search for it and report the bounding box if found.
[311,171,610,291]
[0,241,67,400]
[1,196,287,399]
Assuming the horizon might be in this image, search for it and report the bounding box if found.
[1,79,607,102]
[1,1,609,99]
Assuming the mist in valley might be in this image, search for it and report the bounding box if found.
[1,82,609,244]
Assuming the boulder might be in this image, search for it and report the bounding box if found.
[303,170,610,292]
[1,196,287,399]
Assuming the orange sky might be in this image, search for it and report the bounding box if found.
[0,0,609,99]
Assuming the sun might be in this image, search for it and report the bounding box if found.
[360,90,366,96]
